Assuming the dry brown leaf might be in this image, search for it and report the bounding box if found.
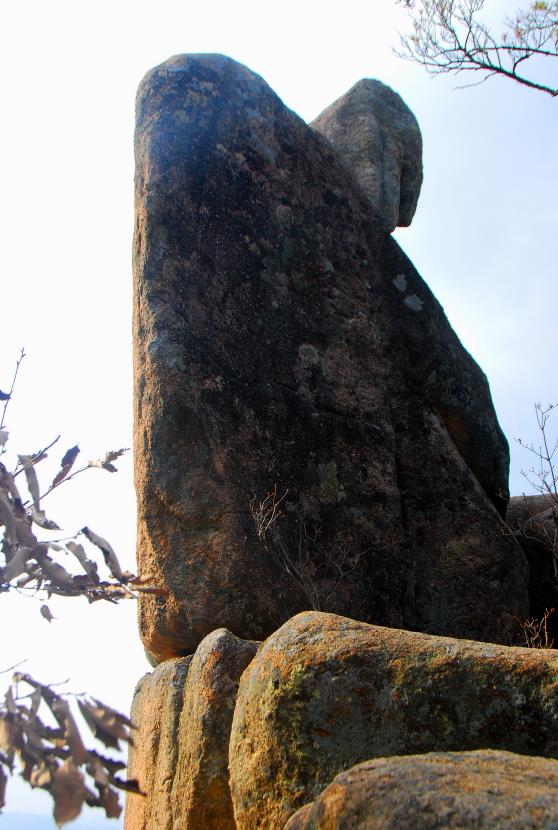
[86,749,126,777]
[23,721,48,753]
[0,715,16,754]
[29,762,52,788]
[0,764,7,810]
[52,700,87,766]
[2,546,33,582]
[52,760,95,827]
[77,700,132,751]
[5,688,17,715]
[128,572,154,585]
[80,527,123,581]
[0,493,16,547]
[51,445,80,489]
[86,755,110,788]
[88,448,128,474]
[18,455,41,509]
[99,784,121,819]
[66,541,99,582]
[14,516,38,548]
[30,507,61,531]
[40,605,55,623]
[37,557,75,590]
[29,688,42,718]
[135,586,170,596]
[90,699,134,731]
[0,468,20,502]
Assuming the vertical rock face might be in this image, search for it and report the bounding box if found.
[311,79,423,231]
[229,612,558,830]
[124,629,258,830]
[134,53,527,664]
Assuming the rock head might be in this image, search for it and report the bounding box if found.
[311,79,423,231]
[133,53,527,663]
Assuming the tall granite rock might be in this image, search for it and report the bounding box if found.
[133,53,528,663]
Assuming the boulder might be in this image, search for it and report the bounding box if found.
[229,611,558,830]
[311,78,423,231]
[124,657,192,830]
[124,629,258,830]
[134,52,527,663]
[284,750,558,829]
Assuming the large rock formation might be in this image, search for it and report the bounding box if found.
[284,751,558,829]
[229,612,558,829]
[134,52,528,664]
[125,629,258,830]
[311,79,423,231]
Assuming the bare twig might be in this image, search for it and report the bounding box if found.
[250,486,368,612]
[514,403,558,577]
[12,435,60,479]
[0,659,28,675]
[520,608,555,648]
[0,348,26,432]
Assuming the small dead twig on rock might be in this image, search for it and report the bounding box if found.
[250,485,366,612]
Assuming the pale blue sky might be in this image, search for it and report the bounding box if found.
[0,0,556,823]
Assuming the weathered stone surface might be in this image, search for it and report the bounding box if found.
[285,750,558,829]
[134,52,527,663]
[170,629,258,830]
[125,657,192,830]
[229,612,558,830]
[124,628,258,830]
[311,79,423,232]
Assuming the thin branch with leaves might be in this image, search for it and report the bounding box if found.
[0,351,165,822]
[0,671,142,824]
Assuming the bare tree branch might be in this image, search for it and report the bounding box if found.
[0,349,26,433]
[395,0,558,96]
